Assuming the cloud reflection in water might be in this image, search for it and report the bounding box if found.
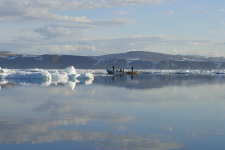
[1,74,225,149]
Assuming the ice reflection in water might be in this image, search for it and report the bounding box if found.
[0,74,225,149]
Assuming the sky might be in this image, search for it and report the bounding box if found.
[0,0,225,57]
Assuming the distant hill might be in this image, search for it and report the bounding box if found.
[0,51,225,69]
[97,51,225,62]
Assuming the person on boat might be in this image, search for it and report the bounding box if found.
[120,68,122,72]
[131,66,134,72]
[112,66,114,71]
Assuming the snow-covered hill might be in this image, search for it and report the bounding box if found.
[0,51,225,69]
[97,51,225,62]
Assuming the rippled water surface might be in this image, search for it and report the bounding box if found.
[1,74,225,150]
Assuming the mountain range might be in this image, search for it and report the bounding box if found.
[0,51,225,69]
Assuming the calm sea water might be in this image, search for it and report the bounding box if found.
[1,74,225,150]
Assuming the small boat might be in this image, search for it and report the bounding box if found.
[127,71,137,75]
[106,69,127,75]
[107,66,137,75]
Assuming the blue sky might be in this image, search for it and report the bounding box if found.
[0,0,224,57]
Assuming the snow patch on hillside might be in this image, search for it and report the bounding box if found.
[126,59,133,68]
[8,55,21,60]
[93,58,106,65]
[214,62,223,69]
[170,62,177,67]
[152,61,160,68]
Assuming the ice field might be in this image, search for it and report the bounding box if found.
[1,66,225,80]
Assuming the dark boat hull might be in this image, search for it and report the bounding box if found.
[106,70,137,75]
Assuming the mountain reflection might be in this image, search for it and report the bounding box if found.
[94,74,225,89]
[1,74,225,90]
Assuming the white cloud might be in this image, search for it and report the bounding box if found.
[34,26,74,38]
[63,0,164,9]
[0,0,92,22]
[172,48,178,54]
[1,34,224,56]
[93,18,136,26]
[218,9,225,12]
[166,10,174,15]
[32,17,136,38]
[0,0,166,21]
[208,49,225,57]
[49,45,78,53]
[113,10,128,15]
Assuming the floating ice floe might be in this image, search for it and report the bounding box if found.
[0,66,96,90]
[7,71,51,80]
[77,73,94,79]
[0,69,51,80]
[0,66,95,80]
[65,66,94,80]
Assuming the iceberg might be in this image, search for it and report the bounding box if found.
[64,66,76,75]
[0,66,96,89]
[77,73,94,79]
[68,74,81,79]
[50,70,68,80]
[64,66,94,80]
[0,66,98,90]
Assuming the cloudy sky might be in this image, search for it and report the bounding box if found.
[0,0,225,56]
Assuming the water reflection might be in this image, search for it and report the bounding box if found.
[94,74,225,89]
[1,74,225,90]
[0,74,225,149]
[0,78,94,90]
[0,118,182,149]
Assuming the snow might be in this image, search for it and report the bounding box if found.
[126,60,133,68]
[152,61,160,68]
[93,58,106,65]
[7,55,20,60]
[35,56,43,61]
[170,62,177,67]
[214,62,223,69]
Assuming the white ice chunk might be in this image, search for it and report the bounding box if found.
[0,79,8,84]
[51,71,68,79]
[5,71,51,80]
[0,73,9,79]
[77,73,94,79]
[64,66,76,75]
[68,74,81,79]
[214,62,223,69]
[26,68,44,72]
[0,68,10,73]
